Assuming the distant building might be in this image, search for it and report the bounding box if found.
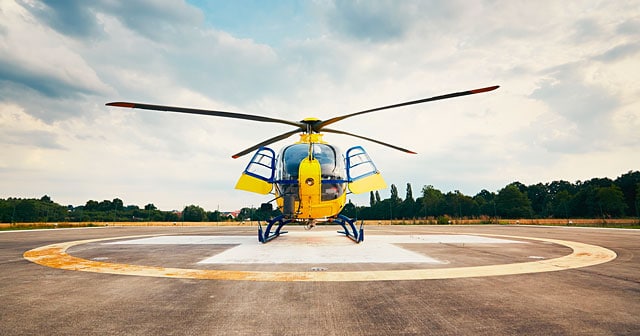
[221,210,240,219]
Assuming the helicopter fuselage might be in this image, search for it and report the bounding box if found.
[275,135,347,219]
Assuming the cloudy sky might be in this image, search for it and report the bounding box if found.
[1,0,639,211]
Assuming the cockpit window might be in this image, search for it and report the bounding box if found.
[282,144,308,177]
[312,145,337,175]
[281,143,342,178]
[277,143,347,203]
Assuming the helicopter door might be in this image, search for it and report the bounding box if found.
[235,147,275,194]
[346,146,387,194]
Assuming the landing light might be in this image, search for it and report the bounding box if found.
[305,178,315,186]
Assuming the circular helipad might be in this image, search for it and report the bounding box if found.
[23,230,616,282]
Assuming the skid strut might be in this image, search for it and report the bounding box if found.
[258,215,292,243]
[334,214,364,243]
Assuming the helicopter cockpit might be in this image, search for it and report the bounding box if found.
[277,143,347,205]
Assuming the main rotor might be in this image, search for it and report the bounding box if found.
[107,85,499,158]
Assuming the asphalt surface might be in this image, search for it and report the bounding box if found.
[1,225,638,335]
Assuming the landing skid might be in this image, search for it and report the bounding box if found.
[257,214,364,243]
[257,215,291,243]
[334,214,364,243]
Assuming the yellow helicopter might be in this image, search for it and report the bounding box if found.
[106,85,498,243]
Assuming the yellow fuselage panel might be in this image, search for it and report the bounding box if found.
[235,173,273,194]
[275,191,346,219]
[275,157,346,219]
[348,172,387,194]
[300,194,346,219]
[298,158,322,212]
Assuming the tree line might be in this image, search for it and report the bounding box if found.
[0,196,230,223]
[1,171,639,223]
[342,170,640,221]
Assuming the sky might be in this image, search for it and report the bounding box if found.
[1,0,639,211]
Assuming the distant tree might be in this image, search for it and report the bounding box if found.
[14,200,36,222]
[443,191,477,218]
[510,181,528,194]
[422,185,444,217]
[97,200,113,211]
[596,185,627,217]
[636,183,640,218]
[0,198,68,223]
[474,189,497,217]
[571,187,597,217]
[587,177,615,189]
[164,211,180,222]
[238,207,253,221]
[527,183,549,218]
[615,171,640,215]
[375,191,381,203]
[0,200,10,222]
[207,210,222,222]
[405,183,414,202]
[369,191,376,207]
[112,198,124,209]
[388,184,402,219]
[390,184,401,202]
[401,183,416,218]
[459,192,478,217]
[377,199,395,220]
[548,180,575,195]
[182,205,206,221]
[551,190,572,219]
[342,200,357,218]
[84,200,99,211]
[571,178,615,217]
[443,192,460,218]
[496,184,533,218]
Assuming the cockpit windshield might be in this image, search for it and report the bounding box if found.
[277,143,347,202]
[279,143,344,179]
[281,144,308,178]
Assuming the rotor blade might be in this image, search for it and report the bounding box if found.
[232,129,302,159]
[317,85,499,130]
[106,102,303,128]
[322,128,417,154]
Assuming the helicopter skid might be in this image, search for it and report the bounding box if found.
[258,215,291,243]
[333,214,364,243]
[258,214,364,243]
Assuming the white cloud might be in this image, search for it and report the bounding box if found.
[1,0,638,210]
[0,2,112,102]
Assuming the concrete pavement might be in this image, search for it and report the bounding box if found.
[1,225,638,335]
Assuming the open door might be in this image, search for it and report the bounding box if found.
[235,147,275,194]
[346,146,386,194]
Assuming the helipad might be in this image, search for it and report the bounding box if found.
[23,229,616,282]
[106,232,522,264]
[6,226,639,335]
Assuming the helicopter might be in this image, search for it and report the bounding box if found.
[106,85,498,243]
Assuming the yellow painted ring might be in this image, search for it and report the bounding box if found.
[23,233,617,282]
